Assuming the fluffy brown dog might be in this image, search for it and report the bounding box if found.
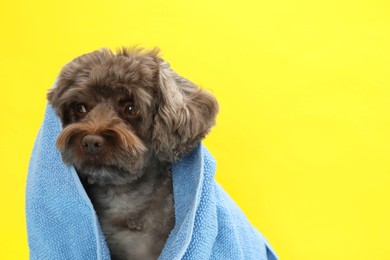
[47,48,218,260]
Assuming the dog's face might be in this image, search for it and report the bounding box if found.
[48,48,218,185]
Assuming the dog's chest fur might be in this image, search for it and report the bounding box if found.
[82,166,175,260]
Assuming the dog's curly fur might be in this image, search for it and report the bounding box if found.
[48,47,218,260]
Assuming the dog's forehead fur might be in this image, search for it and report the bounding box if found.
[67,47,159,87]
[55,48,158,107]
[61,83,149,107]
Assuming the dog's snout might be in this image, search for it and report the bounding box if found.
[82,135,105,154]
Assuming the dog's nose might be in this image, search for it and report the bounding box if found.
[82,135,105,154]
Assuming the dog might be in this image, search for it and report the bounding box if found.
[47,47,218,260]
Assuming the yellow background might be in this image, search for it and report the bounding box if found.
[1,0,389,259]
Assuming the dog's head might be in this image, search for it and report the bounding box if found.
[48,48,218,185]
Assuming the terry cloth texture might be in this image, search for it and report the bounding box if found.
[26,101,278,260]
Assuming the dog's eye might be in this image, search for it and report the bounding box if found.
[75,103,88,114]
[124,103,139,118]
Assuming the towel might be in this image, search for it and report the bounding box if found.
[26,102,278,260]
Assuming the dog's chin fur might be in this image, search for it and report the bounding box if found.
[48,47,218,260]
[76,165,146,186]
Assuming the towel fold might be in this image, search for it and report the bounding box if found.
[26,102,277,260]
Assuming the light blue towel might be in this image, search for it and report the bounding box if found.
[26,103,278,260]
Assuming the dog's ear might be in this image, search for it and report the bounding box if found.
[47,66,74,122]
[152,61,219,162]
